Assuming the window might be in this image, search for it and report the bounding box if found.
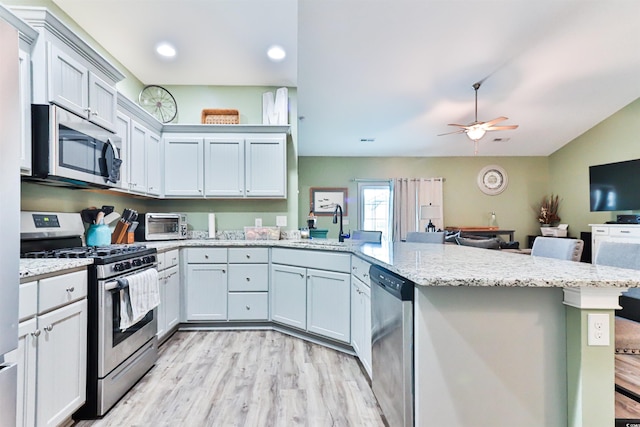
[357,181,392,243]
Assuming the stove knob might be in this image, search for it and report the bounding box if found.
[142,256,151,264]
[114,263,124,272]
[124,261,132,270]
[132,259,142,267]
[149,255,156,263]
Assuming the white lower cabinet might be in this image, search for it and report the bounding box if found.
[351,276,372,378]
[36,299,87,427]
[7,270,88,427]
[227,248,269,321]
[157,249,180,342]
[185,248,228,321]
[270,264,307,329]
[270,248,351,344]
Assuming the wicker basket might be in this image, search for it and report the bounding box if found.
[201,109,239,124]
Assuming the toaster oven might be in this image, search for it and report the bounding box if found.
[134,213,188,241]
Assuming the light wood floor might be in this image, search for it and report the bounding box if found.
[616,354,640,419]
[74,330,385,427]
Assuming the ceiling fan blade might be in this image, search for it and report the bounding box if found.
[438,129,467,136]
[447,123,471,128]
[483,116,508,127]
[486,125,519,131]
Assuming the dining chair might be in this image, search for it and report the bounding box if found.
[530,237,584,261]
[405,231,445,244]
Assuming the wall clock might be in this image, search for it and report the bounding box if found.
[138,85,178,123]
[477,165,508,195]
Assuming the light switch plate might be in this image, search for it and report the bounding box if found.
[276,216,287,227]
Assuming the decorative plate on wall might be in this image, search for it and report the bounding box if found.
[477,165,508,195]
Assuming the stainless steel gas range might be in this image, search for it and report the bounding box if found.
[20,211,159,419]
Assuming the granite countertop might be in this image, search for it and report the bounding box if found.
[20,258,93,280]
[20,239,640,289]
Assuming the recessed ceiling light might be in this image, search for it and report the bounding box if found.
[267,45,286,62]
[156,42,176,58]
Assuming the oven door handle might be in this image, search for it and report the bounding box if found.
[105,280,124,291]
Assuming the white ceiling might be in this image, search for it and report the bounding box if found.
[52,0,640,157]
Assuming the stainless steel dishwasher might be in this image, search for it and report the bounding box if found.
[370,264,414,427]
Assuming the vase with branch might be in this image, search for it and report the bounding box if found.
[537,194,561,226]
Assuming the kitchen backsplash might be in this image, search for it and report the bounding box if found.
[188,229,301,240]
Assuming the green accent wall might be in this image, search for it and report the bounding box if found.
[549,97,640,231]
[298,156,550,245]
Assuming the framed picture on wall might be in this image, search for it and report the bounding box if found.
[310,187,348,216]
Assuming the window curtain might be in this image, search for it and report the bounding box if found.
[392,178,444,241]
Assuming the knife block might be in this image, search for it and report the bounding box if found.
[126,232,134,244]
[111,221,129,244]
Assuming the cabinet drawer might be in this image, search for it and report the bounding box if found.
[610,227,640,238]
[228,247,269,263]
[165,249,180,268]
[228,264,269,291]
[271,248,351,273]
[351,256,371,286]
[186,248,227,263]
[20,281,38,321]
[38,270,88,314]
[592,227,610,236]
[228,292,268,320]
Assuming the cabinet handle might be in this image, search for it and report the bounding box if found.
[621,230,631,234]
[222,269,226,273]
[246,254,251,259]
[91,111,99,116]
[352,266,357,270]
[246,277,251,281]
[44,325,53,332]
[363,273,369,278]
[307,275,311,279]
[245,305,251,310]
[205,254,209,259]
[299,273,304,278]
[32,330,41,337]
[66,286,75,292]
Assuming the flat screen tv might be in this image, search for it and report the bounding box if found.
[589,159,640,211]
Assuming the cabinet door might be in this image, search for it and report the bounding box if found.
[19,49,31,175]
[351,277,372,378]
[307,268,350,343]
[146,131,162,196]
[88,73,117,131]
[115,112,131,190]
[5,318,37,427]
[245,134,286,198]
[204,136,245,197]
[270,264,306,330]
[129,121,147,194]
[48,44,88,118]
[156,270,167,340]
[36,299,87,427]
[185,264,227,321]
[164,265,181,330]
[164,137,204,197]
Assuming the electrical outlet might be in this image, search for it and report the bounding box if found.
[276,216,287,227]
[587,313,610,346]
[255,218,262,227]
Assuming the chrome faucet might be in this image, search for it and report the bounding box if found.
[332,204,347,242]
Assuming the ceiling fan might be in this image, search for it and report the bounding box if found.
[439,82,518,154]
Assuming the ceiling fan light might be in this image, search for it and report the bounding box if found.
[466,126,486,141]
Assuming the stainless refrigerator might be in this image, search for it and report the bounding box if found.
[0,15,21,427]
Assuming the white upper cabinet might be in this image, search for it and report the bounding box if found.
[164,137,204,197]
[161,128,288,199]
[245,135,286,198]
[128,121,148,194]
[146,131,162,196]
[12,7,124,132]
[19,49,32,175]
[204,135,245,197]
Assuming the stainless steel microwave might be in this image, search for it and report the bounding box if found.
[134,213,188,241]
[29,104,122,189]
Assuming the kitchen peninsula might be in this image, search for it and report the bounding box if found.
[19,240,636,427]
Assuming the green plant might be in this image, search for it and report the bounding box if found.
[537,194,561,225]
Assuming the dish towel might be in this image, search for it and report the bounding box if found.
[119,268,160,331]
